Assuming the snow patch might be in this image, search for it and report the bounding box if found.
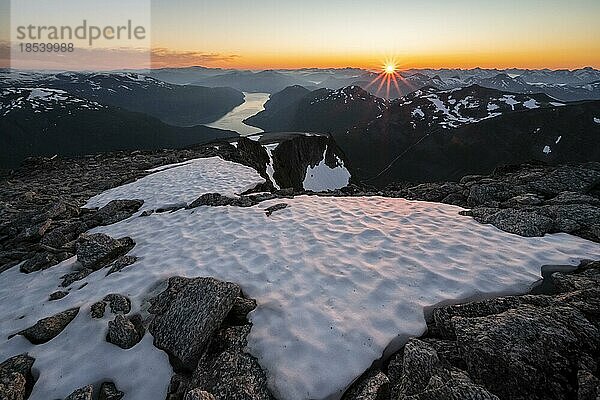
[523,99,540,109]
[303,147,351,192]
[85,157,265,211]
[2,196,595,400]
[543,145,552,155]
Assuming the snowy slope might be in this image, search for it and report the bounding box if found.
[1,157,598,400]
[85,156,266,211]
[0,87,104,116]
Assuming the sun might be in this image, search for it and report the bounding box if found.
[384,63,396,74]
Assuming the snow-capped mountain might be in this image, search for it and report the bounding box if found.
[0,70,245,126]
[389,85,564,130]
[0,88,104,117]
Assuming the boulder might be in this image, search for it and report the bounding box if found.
[186,193,257,209]
[191,350,274,400]
[184,389,216,400]
[64,385,93,400]
[60,268,94,287]
[453,304,599,400]
[103,294,131,314]
[0,372,26,400]
[342,369,389,400]
[0,354,35,400]
[18,308,79,344]
[20,252,59,273]
[389,339,498,400]
[98,381,124,400]
[76,233,135,270]
[95,199,144,225]
[49,291,69,301]
[107,314,144,349]
[264,203,288,217]
[148,277,240,370]
[105,255,138,276]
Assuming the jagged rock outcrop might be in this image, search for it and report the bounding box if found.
[16,308,79,344]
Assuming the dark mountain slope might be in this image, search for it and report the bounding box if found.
[0,88,237,168]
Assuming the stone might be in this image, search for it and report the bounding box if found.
[471,208,555,237]
[91,302,107,319]
[16,219,52,242]
[107,314,144,349]
[49,291,69,301]
[148,277,240,370]
[20,252,59,273]
[105,255,138,276]
[265,203,288,216]
[186,193,257,209]
[60,268,94,287]
[225,296,257,325]
[18,308,79,344]
[103,294,131,314]
[65,385,93,400]
[0,372,26,400]
[191,350,274,400]
[184,389,216,400]
[95,199,144,225]
[0,354,35,400]
[98,381,124,400]
[452,305,599,400]
[342,369,389,400]
[76,233,135,270]
[389,339,498,400]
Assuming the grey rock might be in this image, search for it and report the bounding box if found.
[91,301,106,319]
[103,294,131,314]
[20,252,59,273]
[98,381,124,400]
[187,193,257,209]
[149,277,240,370]
[18,308,79,344]
[391,339,498,400]
[64,385,93,400]
[107,314,144,349]
[60,268,93,287]
[184,389,216,400]
[470,208,555,237]
[552,262,600,293]
[0,354,35,400]
[227,296,257,324]
[76,233,135,270]
[16,219,52,242]
[577,369,600,400]
[0,372,26,400]
[264,203,288,216]
[191,350,274,400]
[49,291,69,301]
[342,369,389,400]
[453,305,599,400]
[96,199,143,225]
[105,255,138,276]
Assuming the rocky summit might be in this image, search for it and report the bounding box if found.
[0,137,598,400]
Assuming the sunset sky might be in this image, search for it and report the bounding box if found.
[2,0,600,70]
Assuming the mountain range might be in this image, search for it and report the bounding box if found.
[246,84,600,184]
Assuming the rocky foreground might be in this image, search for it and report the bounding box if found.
[0,139,599,400]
